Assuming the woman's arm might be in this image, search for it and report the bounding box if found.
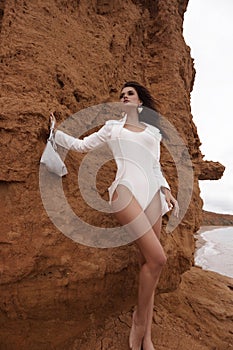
[153,162,179,218]
[50,113,111,153]
[152,162,170,190]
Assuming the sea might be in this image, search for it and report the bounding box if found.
[195,226,233,279]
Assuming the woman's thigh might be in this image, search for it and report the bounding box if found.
[137,191,163,265]
[112,185,165,264]
[145,190,162,239]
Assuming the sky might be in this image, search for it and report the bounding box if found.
[183,0,233,214]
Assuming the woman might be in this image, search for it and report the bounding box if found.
[50,82,179,350]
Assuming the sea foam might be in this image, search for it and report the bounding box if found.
[195,226,233,278]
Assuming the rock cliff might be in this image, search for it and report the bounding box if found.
[0,0,230,349]
[202,210,233,226]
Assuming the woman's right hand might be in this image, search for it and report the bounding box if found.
[50,112,56,130]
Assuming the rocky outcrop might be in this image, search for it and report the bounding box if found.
[0,0,228,349]
[202,210,233,226]
[0,267,232,349]
[198,160,225,180]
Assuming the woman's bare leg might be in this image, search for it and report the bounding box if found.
[141,194,163,350]
[134,219,166,350]
[137,250,155,350]
[112,186,166,350]
[137,219,161,349]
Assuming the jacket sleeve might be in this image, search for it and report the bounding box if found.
[153,162,170,191]
[54,122,112,153]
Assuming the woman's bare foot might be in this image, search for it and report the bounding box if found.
[129,310,145,350]
[142,338,155,350]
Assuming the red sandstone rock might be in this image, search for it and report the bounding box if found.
[0,0,229,349]
[202,210,233,226]
[198,160,225,180]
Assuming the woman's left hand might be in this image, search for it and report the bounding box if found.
[162,188,179,218]
[50,112,57,130]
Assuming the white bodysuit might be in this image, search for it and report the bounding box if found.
[54,116,170,217]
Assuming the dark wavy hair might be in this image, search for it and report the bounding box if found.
[120,81,167,138]
[121,81,159,111]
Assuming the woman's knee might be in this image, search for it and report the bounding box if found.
[156,252,167,268]
[160,253,167,267]
[147,253,167,274]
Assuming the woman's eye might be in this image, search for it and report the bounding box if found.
[120,90,135,98]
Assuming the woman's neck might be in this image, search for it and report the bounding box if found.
[125,110,140,126]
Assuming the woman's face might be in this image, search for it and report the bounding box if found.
[120,87,141,106]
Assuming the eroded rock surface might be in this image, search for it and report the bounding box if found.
[0,0,228,349]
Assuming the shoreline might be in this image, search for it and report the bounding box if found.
[194,225,224,249]
[194,225,233,279]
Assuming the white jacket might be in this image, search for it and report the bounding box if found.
[55,116,170,197]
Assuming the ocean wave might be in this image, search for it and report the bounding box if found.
[195,226,233,278]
